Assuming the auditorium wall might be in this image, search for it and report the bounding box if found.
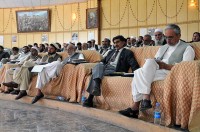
[0,0,98,48]
[100,0,200,44]
[0,0,199,48]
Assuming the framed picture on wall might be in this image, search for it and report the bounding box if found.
[86,8,99,29]
[16,9,51,33]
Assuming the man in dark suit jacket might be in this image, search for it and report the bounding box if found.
[83,35,139,107]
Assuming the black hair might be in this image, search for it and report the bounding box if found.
[12,47,19,52]
[0,45,4,50]
[56,42,61,49]
[193,32,200,37]
[23,46,29,49]
[87,41,92,44]
[33,43,38,46]
[112,35,127,43]
[77,42,82,46]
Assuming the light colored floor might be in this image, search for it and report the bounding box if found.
[0,100,132,132]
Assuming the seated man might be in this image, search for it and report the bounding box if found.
[154,29,167,46]
[126,37,132,48]
[82,43,88,50]
[3,46,36,94]
[31,44,85,104]
[83,35,139,107]
[119,24,195,118]
[10,46,31,63]
[2,47,42,96]
[140,34,152,47]
[0,46,10,61]
[1,47,20,64]
[3,43,62,98]
[190,32,200,42]
[99,38,111,58]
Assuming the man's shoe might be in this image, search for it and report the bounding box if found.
[119,108,139,118]
[92,79,101,96]
[3,82,18,88]
[10,90,20,95]
[82,99,93,108]
[140,99,152,112]
[4,88,14,94]
[31,93,44,104]
[15,91,27,100]
[91,88,101,96]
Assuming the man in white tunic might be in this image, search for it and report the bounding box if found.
[31,44,85,104]
[3,47,42,97]
[119,24,195,118]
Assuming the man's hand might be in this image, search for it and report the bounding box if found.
[156,61,174,70]
[18,64,23,67]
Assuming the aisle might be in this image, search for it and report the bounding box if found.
[0,100,131,132]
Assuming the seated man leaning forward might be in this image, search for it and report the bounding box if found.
[3,43,62,99]
[83,35,139,108]
[3,47,41,96]
[119,24,195,118]
[31,44,85,104]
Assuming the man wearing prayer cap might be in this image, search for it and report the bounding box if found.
[40,43,62,63]
[154,28,167,46]
[31,44,85,104]
[2,46,42,97]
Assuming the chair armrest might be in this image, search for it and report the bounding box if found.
[161,60,200,127]
[75,63,97,75]
[4,64,19,69]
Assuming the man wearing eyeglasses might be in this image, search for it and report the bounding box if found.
[119,24,195,118]
[154,29,167,46]
[83,35,139,108]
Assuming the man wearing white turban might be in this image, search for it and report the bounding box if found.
[154,29,167,46]
[3,47,42,97]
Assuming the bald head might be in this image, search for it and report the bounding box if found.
[82,43,88,50]
[67,44,76,55]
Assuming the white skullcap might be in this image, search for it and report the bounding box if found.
[130,36,136,39]
[31,46,39,53]
[155,29,163,33]
[50,43,60,49]
[105,37,110,40]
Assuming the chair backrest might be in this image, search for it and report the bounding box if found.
[39,51,102,63]
[80,50,102,63]
[130,46,160,67]
[38,52,68,61]
[190,42,200,60]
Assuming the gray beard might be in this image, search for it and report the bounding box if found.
[155,37,165,45]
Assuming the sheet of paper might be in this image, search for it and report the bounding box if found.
[88,31,94,40]
[31,65,45,72]
[0,36,4,45]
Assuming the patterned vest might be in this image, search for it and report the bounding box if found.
[41,53,62,63]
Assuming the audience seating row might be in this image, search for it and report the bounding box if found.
[1,43,200,129]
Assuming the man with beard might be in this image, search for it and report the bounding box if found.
[154,29,167,46]
[3,47,42,97]
[99,38,111,58]
[31,44,84,104]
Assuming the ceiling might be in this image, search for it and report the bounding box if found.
[0,0,87,8]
